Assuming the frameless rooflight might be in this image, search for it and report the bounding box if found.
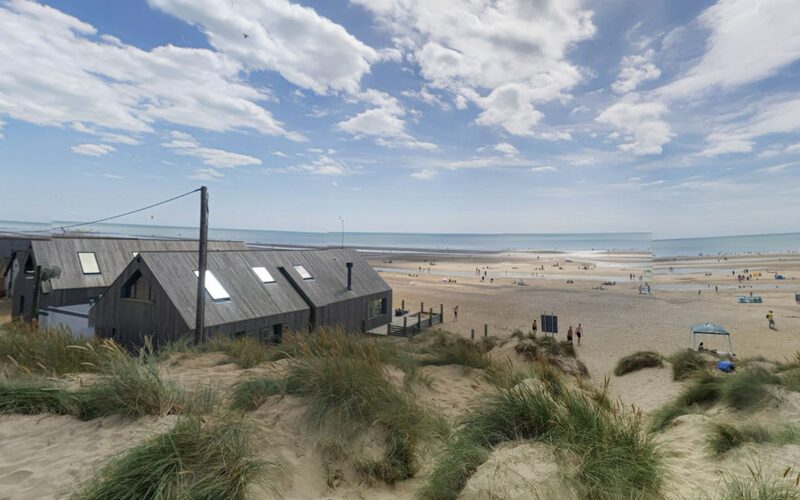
[252,267,275,283]
[194,270,230,301]
[78,252,100,275]
[293,265,312,280]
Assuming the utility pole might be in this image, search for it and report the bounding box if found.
[194,186,209,345]
[339,216,344,248]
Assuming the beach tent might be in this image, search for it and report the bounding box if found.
[690,322,733,353]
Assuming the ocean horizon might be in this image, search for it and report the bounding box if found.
[1,220,798,257]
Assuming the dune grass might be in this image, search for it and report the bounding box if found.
[0,378,75,415]
[0,321,124,376]
[230,377,285,411]
[651,367,781,431]
[421,382,662,500]
[716,463,800,500]
[614,351,663,376]
[709,422,800,455]
[77,417,269,500]
[417,332,492,370]
[669,349,708,381]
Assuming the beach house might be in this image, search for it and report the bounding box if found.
[10,236,246,334]
[90,248,392,347]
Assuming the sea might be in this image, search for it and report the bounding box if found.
[1,220,799,258]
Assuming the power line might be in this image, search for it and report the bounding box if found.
[26,188,201,233]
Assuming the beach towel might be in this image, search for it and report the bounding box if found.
[716,360,735,373]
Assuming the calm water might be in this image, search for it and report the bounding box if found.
[2,220,798,257]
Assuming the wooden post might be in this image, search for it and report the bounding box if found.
[31,265,42,323]
[484,324,488,338]
[403,316,407,335]
[194,186,209,345]
[439,304,444,321]
[420,302,424,317]
[471,329,475,340]
[401,299,405,310]
[429,308,433,326]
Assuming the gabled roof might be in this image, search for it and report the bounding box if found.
[135,248,390,328]
[32,237,246,292]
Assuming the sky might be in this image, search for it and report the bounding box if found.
[0,0,799,239]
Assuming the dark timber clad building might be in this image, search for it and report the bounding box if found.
[90,248,392,347]
[10,237,246,330]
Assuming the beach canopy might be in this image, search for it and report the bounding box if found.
[690,322,733,352]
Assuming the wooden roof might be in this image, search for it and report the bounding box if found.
[135,249,390,328]
[32,237,246,292]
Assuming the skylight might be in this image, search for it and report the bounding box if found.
[77,252,100,275]
[131,251,138,258]
[293,265,313,280]
[193,270,230,301]
[252,267,275,283]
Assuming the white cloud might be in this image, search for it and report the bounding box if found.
[760,162,797,174]
[531,165,556,172]
[148,0,377,95]
[786,143,800,154]
[70,143,116,157]
[0,1,302,141]
[71,123,141,145]
[596,94,672,155]
[163,131,262,167]
[486,143,519,156]
[272,151,288,158]
[283,155,347,175]
[353,0,595,138]
[612,49,660,94]
[698,95,800,157]
[191,168,224,180]
[337,89,437,150]
[411,168,437,180]
[659,0,800,99]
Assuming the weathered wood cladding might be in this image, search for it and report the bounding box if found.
[91,248,392,347]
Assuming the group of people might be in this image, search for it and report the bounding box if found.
[530,320,584,345]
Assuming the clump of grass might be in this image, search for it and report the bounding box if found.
[0,378,75,415]
[75,355,183,420]
[195,335,274,368]
[717,462,800,500]
[709,422,771,454]
[419,332,491,369]
[483,361,536,389]
[0,321,124,376]
[614,351,663,376]
[230,377,285,411]
[77,417,270,500]
[669,349,708,381]
[720,367,778,410]
[283,328,443,484]
[421,383,662,500]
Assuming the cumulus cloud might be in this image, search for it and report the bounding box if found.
[612,49,661,94]
[337,89,437,150]
[353,0,595,138]
[191,168,224,181]
[283,155,348,175]
[70,143,116,157]
[0,1,302,142]
[531,165,556,172]
[148,0,377,95]
[596,94,673,155]
[163,131,262,167]
[659,0,800,99]
[410,168,437,180]
[481,143,519,156]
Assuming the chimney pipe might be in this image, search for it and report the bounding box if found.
[346,262,353,290]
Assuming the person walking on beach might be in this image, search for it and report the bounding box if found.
[576,324,583,346]
[567,325,574,344]
[453,305,459,322]
[767,310,775,330]
[531,320,538,337]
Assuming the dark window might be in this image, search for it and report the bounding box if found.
[368,298,384,319]
[111,328,116,339]
[272,324,283,344]
[19,295,25,314]
[234,331,246,339]
[121,270,153,302]
[381,298,387,315]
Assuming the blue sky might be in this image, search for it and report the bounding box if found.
[0,0,799,238]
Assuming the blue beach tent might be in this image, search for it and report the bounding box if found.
[690,322,733,353]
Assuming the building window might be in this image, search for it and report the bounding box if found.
[293,265,313,280]
[252,267,275,283]
[122,270,153,302]
[193,270,231,302]
[368,298,386,319]
[78,252,100,275]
